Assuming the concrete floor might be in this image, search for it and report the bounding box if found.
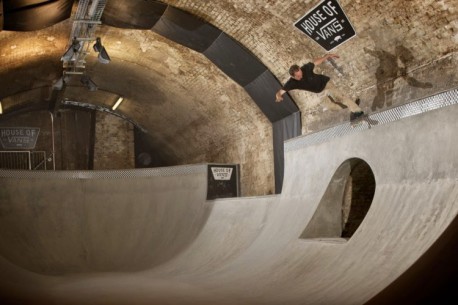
[0,101,457,304]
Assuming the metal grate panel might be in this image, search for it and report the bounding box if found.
[0,164,208,179]
[285,89,458,152]
[0,151,31,170]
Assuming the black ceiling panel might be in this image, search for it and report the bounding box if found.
[102,0,167,29]
[3,0,54,11]
[244,70,299,122]
[203,33,267,87]
[2,0,72,31]
[152,6,221,53]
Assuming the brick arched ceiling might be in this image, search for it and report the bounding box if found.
[0,0,457,196]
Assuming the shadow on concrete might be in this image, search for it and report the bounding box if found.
[367,214,458,305]
[341,160,376,238]
[364,45,433,111]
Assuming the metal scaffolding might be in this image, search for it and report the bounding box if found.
[61,0,108,76]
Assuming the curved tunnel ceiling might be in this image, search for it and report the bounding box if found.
[0,0,282,195]
[0,0,457,196]
[1,0,298,121]
[1,0,456,120]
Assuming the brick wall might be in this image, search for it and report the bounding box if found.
[1,0,456,196]
[168,0,458,134]
[93,112,135,170]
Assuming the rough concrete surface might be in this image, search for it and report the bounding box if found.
[0,103,457,304]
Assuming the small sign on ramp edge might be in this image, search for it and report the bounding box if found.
[211,167,233,181]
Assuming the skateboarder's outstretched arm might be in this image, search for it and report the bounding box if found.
[276,89,286,102]
[313,53,339,66]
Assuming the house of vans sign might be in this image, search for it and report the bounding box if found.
[294,0,356,51]
[0,127,40,149]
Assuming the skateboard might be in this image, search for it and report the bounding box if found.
[350,113,379,129]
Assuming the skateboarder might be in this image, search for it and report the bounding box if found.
[275,54,364,120]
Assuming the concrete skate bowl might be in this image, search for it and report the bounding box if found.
[0,90,457,304]
[0,165,213,275]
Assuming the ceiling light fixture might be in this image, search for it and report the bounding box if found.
[93,37,103,52]
[112,96,124,110]
[80,75,98,91]
[93,37,111,64]
[61,38,82,62]
[53,75,71,91]
[60,0,108,75]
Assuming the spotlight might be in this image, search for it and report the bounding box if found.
[93,37,111,64]
[61,46,74,62]
[80,75,98,91]
[93,37,103,52]
[112,96,124,110]
[53,78,64,90]
[61,39,82,62]
[53,75,70,91]
[98,47,111,64]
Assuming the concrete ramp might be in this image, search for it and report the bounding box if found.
[1,90,457,304]
[0,166,212,274]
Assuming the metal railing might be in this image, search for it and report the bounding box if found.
[285,88,458,152]
[0,151,47,170]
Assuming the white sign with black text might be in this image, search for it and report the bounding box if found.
[0,127,40,149]
[294,0,356,51]
[211,167,233,181]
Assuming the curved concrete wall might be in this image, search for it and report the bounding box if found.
[0,92,457,304]
[0,166,211,274]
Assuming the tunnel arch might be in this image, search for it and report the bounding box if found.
[102,1,302,193]
[102,1,300,122]
[300,158,376,240]
[1,0,302,193]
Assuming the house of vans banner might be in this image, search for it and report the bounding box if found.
[0,127,40,149]
[294,0,356,51]
[207,164,240,200]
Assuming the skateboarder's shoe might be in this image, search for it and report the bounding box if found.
[350,111,364,121]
